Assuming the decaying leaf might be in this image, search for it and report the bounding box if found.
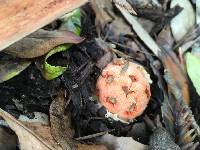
[50,90,75,149]
[0,57,31,83]
[161,51,189,105]
[0,108,62,150]
[170,0,195,42]
[96,133,148,150]
[186,52,200,96]
[4,29,84,58]
[23,122,63,150]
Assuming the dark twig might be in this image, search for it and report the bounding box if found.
[74,129,115,141]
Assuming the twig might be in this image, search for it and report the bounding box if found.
[109,47,133,59]
[74,129,115,141]
[110,40,154,56]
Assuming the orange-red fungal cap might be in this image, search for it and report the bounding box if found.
[96,58,151,122]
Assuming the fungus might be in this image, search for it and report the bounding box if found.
[96,58,152,123]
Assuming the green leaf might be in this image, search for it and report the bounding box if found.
[43,45,71,80]
[186,52,200,95]
[61,8,81,35]
[42,8,82,80]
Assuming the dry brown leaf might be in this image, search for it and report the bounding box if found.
[157,27,189,104]
[162,52,189,104]
[77,144,108,150]
[4,29,85,58]
[0,108,61,150]
[23,122,62,150]
[50,90,75,149]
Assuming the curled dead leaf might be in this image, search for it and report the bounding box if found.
[4,29,84,58]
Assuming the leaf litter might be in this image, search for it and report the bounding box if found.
[1,0,200,149]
